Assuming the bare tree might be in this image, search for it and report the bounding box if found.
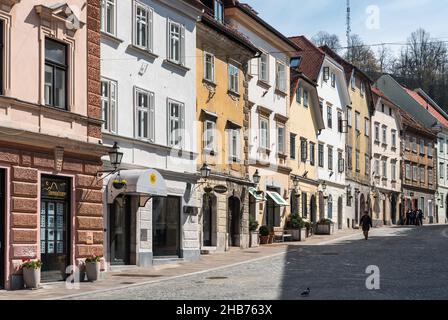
[312,31,341,52]
[376,44,394,74]
[345,34,379,75]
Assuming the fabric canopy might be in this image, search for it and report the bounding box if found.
[248,187,267,201]
[266,191,289,206]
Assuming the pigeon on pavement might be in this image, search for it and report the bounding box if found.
[301,288,310,297]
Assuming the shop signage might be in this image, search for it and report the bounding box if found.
[42,178,68,198]
[214,185,228,194]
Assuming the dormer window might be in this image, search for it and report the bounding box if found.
[214,0,224,23]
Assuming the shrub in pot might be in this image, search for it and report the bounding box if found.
[288,214,306,241]
[85,255,102,282]
[249,218,259,247]
[21,259,42,289]
[315,218,334,235]
[259,225,270,245]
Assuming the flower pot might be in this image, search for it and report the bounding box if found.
[259,235,269,245]
[112,182,126,190]
[250,231,259,247]
[300,228,307,241]
[288,229,301,241]
[23,267,41,289]
[315,223,334,235]
[85,262,101,282]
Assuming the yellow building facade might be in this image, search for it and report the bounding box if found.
[196,12,259,251]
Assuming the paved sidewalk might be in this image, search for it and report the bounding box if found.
[0,227,365,300]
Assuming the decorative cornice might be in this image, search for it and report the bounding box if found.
[0,0,20,12]
[34,3,85,33]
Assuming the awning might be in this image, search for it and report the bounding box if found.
[249,187,267,201]
[107,169,167,204]
[266,191,289,206]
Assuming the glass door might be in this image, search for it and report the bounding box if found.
[109,196,131,265]
[153,196,180,257]
[40,176,70,282]
[203,195,212,247]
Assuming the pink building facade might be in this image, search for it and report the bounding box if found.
[0,0,107,289]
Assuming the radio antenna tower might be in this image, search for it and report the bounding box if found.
[346,0,351,60]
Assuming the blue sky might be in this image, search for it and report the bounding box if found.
[243,0,448,54]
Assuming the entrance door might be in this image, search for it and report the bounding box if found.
[391,195,397,225]
[228,197,241,247]
[153,196,180,257]
[383,200,387,225]
[0,170,5,288]
[310,195,317,223]
[109,195,131,265]
[338,197,343,230]
[40,176,70,282]
[203,194,213,247]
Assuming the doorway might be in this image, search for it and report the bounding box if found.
[0,170,5,288]
[391,194,397,225]
[153,196,180,257]
[383,199,387,225]
[228,197,241,247]
[203,194,216,247]
[310,195,317,223]
[40,176,70,282]
[338,197,343,230]
[109,195,131,265]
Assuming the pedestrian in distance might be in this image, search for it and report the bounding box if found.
[360,211,373,240]
[418,209,424,226]
[406,209,411,225]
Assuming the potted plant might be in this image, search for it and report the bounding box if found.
[287,214,306,241]
[259,225,270,245]
[315,218,335,235]
[112,178,127,190]
[85,255,102,282]
[249,217,259,247]
[21,258,42,289]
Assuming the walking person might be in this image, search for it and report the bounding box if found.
[360,211,373,240]
[418,209,424,226]
[405,209,411,225]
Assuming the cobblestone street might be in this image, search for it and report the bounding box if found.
[63,225,448,300]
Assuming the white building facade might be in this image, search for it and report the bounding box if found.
[371,88,402,226]
[100,0,203,268]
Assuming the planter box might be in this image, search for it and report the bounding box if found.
[86,262,101,282]
[285,229,306,241]
[250,231,259,247]
[23,268,41,289]
[315,223,335,235]
[259,235,269,245]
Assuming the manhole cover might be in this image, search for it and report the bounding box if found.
[113,274,164,278]
[207,276,228,280]
[120,282,136,285]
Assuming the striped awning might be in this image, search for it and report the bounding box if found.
[266,191,289,206]
[248,187,266,201]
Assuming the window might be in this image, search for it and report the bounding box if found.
[101,0,116,35]
[439,138,444,154]
[259,53,269,82]
[302,193,308,218]
[304,90,309,107]
[168,99,185,147]
[327,106,332,129]
[290,134,296,159]
[347,107,352,127]
[296,84,302,104]
[361,81,365,96]
[168,19,185,65]
[101,79,117,133]
[392,130,397,148]
[420,167,425,183]
[351,73,356,90]
[374,159,380,177]
[365,118,370,137]
[229,129,240,161]
[428,143,433,157]
[45,39,67,109]
[135,88,155,141]
[441,194,445,208]
[229,64,239,93]
[365,154,370,176]
[405,163,411,180]
[355,150,360,172]
[276,61,286,92]
[412,137,417,153]
[381,104,385,113]
[331,73,336,88]
[389,107,392,116]
[204,120,216,152]
[440,163,445,179]
[310,143,316,166]
[412,165,419,181]
[300,138,308,163]
[338,151,344,173]
[355,112,360,132]
[428,168,433,185]
[323,67,330,81]
[318,143,324,168]
[214,0,224,22]
[328,146,333,171]
[382,126,387,145]
[204,52,215,82]
[391,162,396,181]
[382,159,387,178]
[446,165,448,180]
[405,135,411,151]
[374,123,380,142]
[259,117,269,150]
[338,111,343,133]
[420,197,425,215]
[277,125,285,155]
[347,147,353,170]
[133,1,153,51]
[418,139,424,155]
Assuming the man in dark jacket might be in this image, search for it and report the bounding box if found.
[418,209,424,226]
[360,212,373,240]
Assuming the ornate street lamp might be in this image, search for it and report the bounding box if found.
[292,175,301,197]
[109,142,123,171]
[200,162,211,180]
[321,181,328,200]
[253,169,261,186]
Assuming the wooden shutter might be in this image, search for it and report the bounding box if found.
[149,92,155,142]
[180,24,186,66]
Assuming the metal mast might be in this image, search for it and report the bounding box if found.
[346,0,351,60]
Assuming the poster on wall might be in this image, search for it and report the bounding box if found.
[48,242,54,253]
[48,229,55,241]
[57,241,64,254]
[48,216,55,228]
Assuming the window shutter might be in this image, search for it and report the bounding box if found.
[148,9,153,52]
[133,87,138,138]
[180,24,186,66]
[180,103,185,148]
[167,99,172,146]
[149,92,155,142]
[166,18,171,61]
[132,1,136,46]
[110,81,117,133]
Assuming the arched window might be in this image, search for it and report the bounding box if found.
[327,195,333,219]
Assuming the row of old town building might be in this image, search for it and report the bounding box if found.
[0,0,446,290]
